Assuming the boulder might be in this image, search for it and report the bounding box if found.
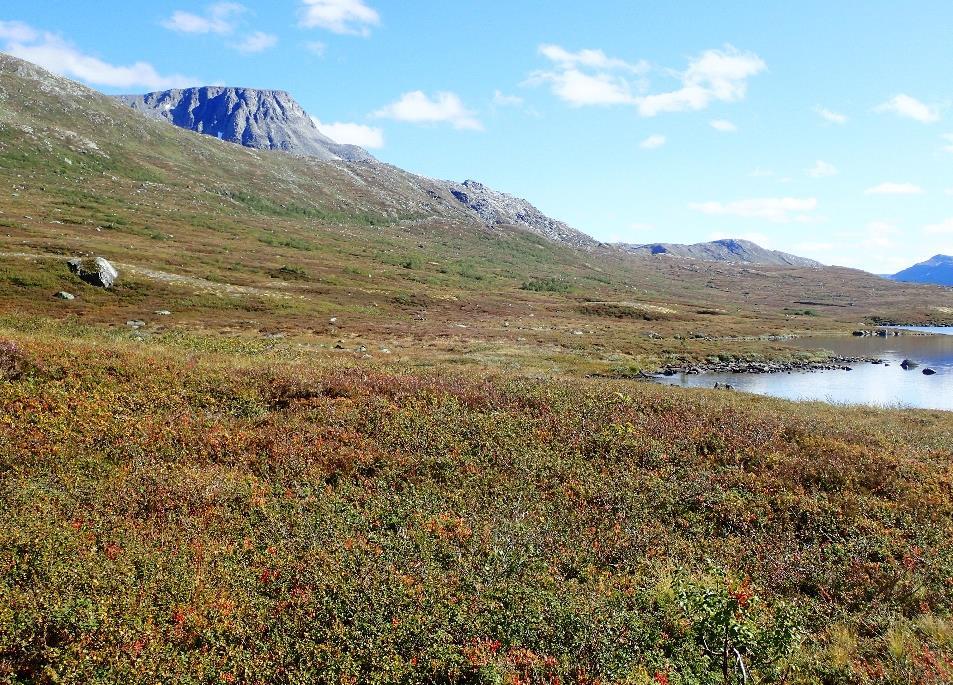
[54,291,75,300]
[923,368,937,376]
[68,257,118,288]
[900,359,919,370]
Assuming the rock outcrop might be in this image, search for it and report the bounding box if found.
[115,87,374,162]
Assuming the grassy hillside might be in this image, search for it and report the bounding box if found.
[1,325,952,684]
[1,54,952,380]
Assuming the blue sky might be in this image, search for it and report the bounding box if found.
[2,1,953,273]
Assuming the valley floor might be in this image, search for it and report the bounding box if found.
[1,319,952,684]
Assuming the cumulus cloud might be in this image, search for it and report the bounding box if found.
[640,134,666,149]
[710,119,737,132]
[689,197,818,223]
[525,43,645,107]
[865,182,924,195]
[161,3,245,34]
[234,31,278,54]
[875,94,940,123]
[815,106,847,124]
[373,91,482,130]
[807,160,837,178]
[312,118,384,148]
[299,0,380,36]
[635,46,766,117]
[2,23,199,90]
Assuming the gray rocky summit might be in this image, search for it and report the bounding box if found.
[618,239,822,267]
[115,87,374,162]
[441,180,598,249]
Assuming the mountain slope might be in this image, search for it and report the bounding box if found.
[441,179,598,249]
[115,87,375,163]
[891,254,953,286]
[618,238,822,267]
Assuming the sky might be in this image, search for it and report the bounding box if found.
[2,1,953,273]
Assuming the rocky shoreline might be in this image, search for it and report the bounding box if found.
[656,355,883,377]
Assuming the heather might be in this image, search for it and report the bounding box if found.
[1,330,951,684]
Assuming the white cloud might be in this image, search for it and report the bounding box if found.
[690,197,818,223]
[0,20,38,42]
[373,91,482,130]
[526,68,634,107]
[299,0,380,36]
[710,119,737,132]
[492,90,524,107]
[538,44,649,74]
[312,118,384,148]
[864,221,899,247]
[2,25,199,91]
[807,160,837,178]
[815,106,847,124]
[635,45,766,117]
[875,94,940,123]
[865,182,924,195]
[162,3,245,35]
[940,133,953,153]
[924,218,953,235]
[234,31,277,54]
[526,43,644,107]
[640,134,666,149]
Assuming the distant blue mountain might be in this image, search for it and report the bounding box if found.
[890,255,953,286]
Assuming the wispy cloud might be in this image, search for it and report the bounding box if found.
[875,94,940,123]
[373,91,482,130]
[537,44,649,74]
[814,106,847,124]
[640,134,666,149]
[690,197,818,223]
[161,3,245,35]
[807,160,837,178]
[299,0,380,36]
[2,22,199,90]
[940,133,953,153]
[923,218,953,235]
[234,31,278,54]
[312,118,384,148]
[710,119,737,132]
[492,90,524,107]
[865,182,924,195]
[0,20,38,42]
[635,46,766,117]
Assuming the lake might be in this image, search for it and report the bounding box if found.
[656,328,953,411]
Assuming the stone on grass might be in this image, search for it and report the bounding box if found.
[68,257,118,288]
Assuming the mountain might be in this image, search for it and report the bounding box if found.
[115,87,375,163]
[441,180,597,249]
[617,238,822,267]
[890,254,953,286]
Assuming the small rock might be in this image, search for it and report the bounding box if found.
[126,320,145,329]
[901,359,919,370]
[923,368,937,376]
[68,256,119,288]
[154,310,171,316]
[54,291,75,300]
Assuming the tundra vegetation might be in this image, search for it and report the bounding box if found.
[1,55,952,683]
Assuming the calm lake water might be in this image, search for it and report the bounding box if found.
[656,328,953,411]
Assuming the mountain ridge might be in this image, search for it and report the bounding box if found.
[890,254,953,286]
[618,238,823,267]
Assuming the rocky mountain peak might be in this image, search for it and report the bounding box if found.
[115,86,374,162]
